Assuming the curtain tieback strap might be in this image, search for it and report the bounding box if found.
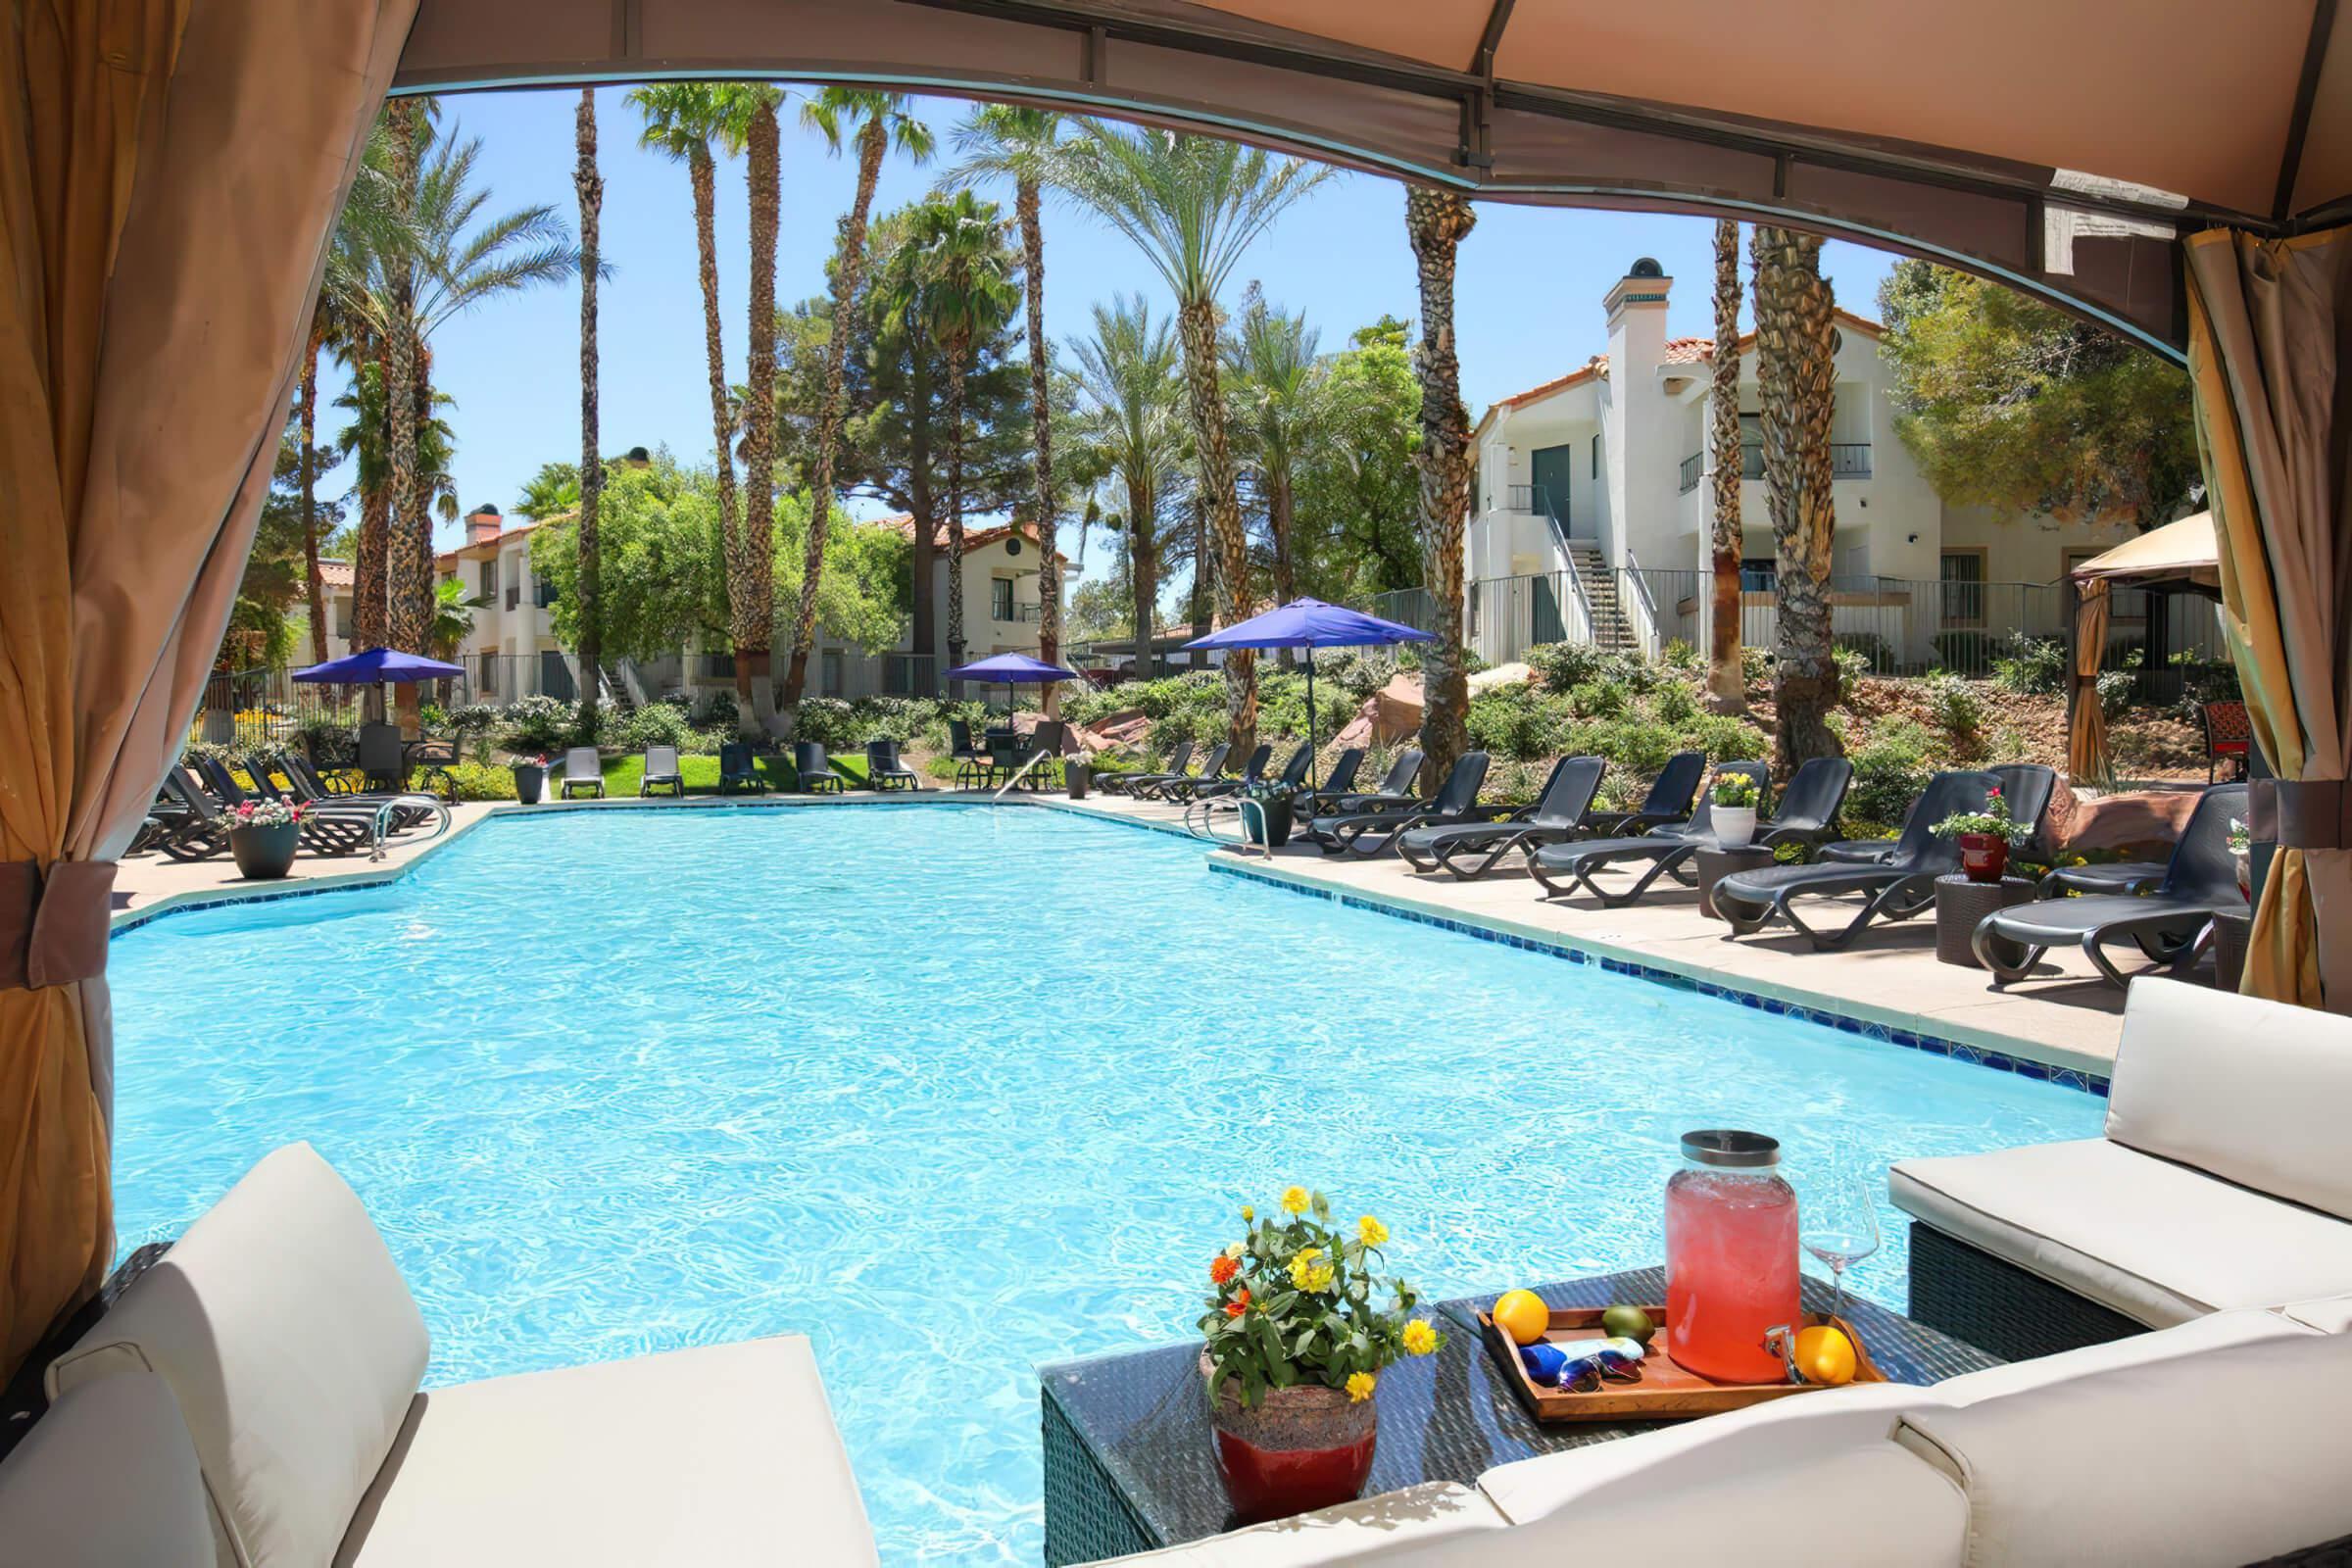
[0,859,118,991]
[2259,780,2352,851]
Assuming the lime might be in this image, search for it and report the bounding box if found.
[1599,1304,1654,1346]
[1491,1290,1549,1346]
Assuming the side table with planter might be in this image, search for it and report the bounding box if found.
[1708,769,1761,848]
[510,756,548,806]
[1936,874,2035,968]
[1694,844,1776,919]
[1239,782,1297,850]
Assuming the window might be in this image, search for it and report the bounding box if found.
[536,578,559,608]
[1940,550,1987,627]
[1740,557,1777,591]
[991,576,1015,622]
[1590,434,1598,477]
[821,649,845,695]
[479,560,497,599]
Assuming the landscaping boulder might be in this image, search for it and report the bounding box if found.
[2046,779,2205,861]
[1334,673,1424,751]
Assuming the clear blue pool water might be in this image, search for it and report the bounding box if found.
[109,805,2101,1563]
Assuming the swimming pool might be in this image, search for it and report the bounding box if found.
[109,805,2100,1563]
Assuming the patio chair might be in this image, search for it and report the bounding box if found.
[1178,743,1281,804]
[149,770,232,861]
[1296,748,1363,816]
[1712,770,2001,950]
[1096,734,1177,798]
[1529,760,1774,905]
[1314,749,1424,815]
[1166,742,1267,806]
[717,742,766,795]
[1397,754,1605,879]
[1819,763,2056,867]
[1751,756,1854,858]
[2203,700,2252,781]
[559,747,605,799]
[1310,752,1493,858]
[193,758,387,857]
[356,722,407,792]
[2037,858,2171,899]
[795,741,844,794]
[639,745,686,798]
[1578,751,1705,839]
[262,751,449,837]
[1180,745,1314,837]
[865,738,919,791]
[1974,783,2249,989]
[1131,741,1224,803]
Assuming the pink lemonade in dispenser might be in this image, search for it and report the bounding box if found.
[1664,1129,1800,1384]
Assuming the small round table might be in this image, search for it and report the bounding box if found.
[1694,844,1778,920]
[2210,908,2253,992]
[1935,874,2035,968]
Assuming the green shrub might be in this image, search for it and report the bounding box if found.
[1566,680,1626,719]
[1834,633,1891,676]
[1525,642,1608,691]
[2169,652,2241,712]
[425,760,520,802]
[1924,673,1984,748]
[1832,643,1877,687]
[1847,718,1935,824]
[1660,638,1701,671]
[1931,629,1995,674]
[499,693,575,753]
[294,709,360,765]
[1740,645,1773,686]
[1466,683,1571,761]
[1990,632,2067,697]
[1650,680,1698,726]
[2097,649,2144,720]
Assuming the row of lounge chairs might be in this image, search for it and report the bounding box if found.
[550,739,922,800]
[133,751,452,863]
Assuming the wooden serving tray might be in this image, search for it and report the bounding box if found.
[1477,1302,1886,1422]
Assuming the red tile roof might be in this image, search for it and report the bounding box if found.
[881,514,1073,564]
[1478,310,1886,429]
[434,517,543,571]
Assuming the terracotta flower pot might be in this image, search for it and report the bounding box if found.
[228,821,299,881]
[1959,832,2010,884]
[1202,1356,1377,1525]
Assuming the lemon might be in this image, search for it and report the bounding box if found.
[1792,1325,1857,1386]
[1491,1290,1550,1346]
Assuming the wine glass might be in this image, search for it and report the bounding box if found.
[1798,1159,1882,1324]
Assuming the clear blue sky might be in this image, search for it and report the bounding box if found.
[334,85,1898,584]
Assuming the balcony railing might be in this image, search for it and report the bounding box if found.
[1686,441,1872,488]
[505,586,520,610]
[1678,453,1702,493]
[995,602,1043,623]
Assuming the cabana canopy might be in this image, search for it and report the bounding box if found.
[2069,512,2222,593]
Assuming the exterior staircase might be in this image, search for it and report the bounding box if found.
[1564,544,1639,653]
[597,662,638,715]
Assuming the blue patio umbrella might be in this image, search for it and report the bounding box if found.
[1182,598,1435,789]
[291,647,466,683]
[944,651,1080,717]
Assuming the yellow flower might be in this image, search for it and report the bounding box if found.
[1357,1215,1389,1248]
[1401,1318,1437,1356]
[1288,1249,1335,1292]
[1240,1204,1254,1222]
[1345,1372,1377,1403]
[1280,1186,1310,1215]
[1223,1242,1246,1261]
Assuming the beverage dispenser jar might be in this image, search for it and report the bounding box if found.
[1664,1129,1800,1383]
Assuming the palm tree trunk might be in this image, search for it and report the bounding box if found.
[735,96,782,735]
[1707,219,1747,714]
[1016,172,1061,714]
[383,100,425,739]
[687,140,741,710]
[783,118,887,712]
[944,332,970,684]
[1269,466,1297,666]
[1175,298,1256,757]
[1405,187,1476,792]
[575,86,605,738]
[1188,489,1210,669]
[909,343,938,692]
[299,317,328,666]
[1752,224,1843,773]
[1128,490,1157,685]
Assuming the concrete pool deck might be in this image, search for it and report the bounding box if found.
[1050,791,2137,1079]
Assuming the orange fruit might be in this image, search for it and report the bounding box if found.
[1792,1325,1857,1386]
[1491,1289,1549,1346]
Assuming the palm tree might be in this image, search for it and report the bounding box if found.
[297,297,339,665]
[1706,219,1747,714]
[721,83,786,733]
[1053,122,1330,756]
[574,87,605,737]
[329,368,463,532]
[904,191,1020,681]
[426,575,481,660]
[1751,224,1843,771]
[627,82,741,706]
[382,98,424,732]
[1069,295,1186,682]
[782,89,934,712]
[1224,285,1318,665]
[1404,186,1477,789]
[948,104,1063,705]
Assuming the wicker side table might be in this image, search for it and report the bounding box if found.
[2211,908,2253,992]
[1934,874,2034,967]
[1693,844,1777,920]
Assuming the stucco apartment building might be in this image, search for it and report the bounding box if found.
[1464,258,2198,672]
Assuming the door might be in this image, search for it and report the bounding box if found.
[1531,575,1565,645]
[1529,445,1576,532]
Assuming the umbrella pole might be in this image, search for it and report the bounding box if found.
[1305,648,1317,794]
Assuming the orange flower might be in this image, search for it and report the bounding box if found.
[1224,1288,1251,1318]
[1210,1255,1240,1285]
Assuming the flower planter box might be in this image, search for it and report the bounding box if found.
[228,821,300,881]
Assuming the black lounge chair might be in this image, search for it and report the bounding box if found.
[1119,739,1200,801]
[1168,743,1266,805]
[2038,859,2170,898]
[1133,742,1225,803]
[1976,783,2250,989]
[559,747,605,799]
[1184,743,1288,804]
[1529,760,1774,905]
[639,746,686,797]
[1713,770,2002,950]
[1182,745,1314,836]
[865,738,919,791]
[1397,755,1605,879]
[1316,749,1424,815]
[717,742,766,794]
[795,741,843,793]
[150,770,232,860]
[1298,749,1363,814]
[1580,751,1705,839]
[947,719,993,789]
[261,752,447,836]
[195,757,389,856]
[1820,763,2056,867]
[1311,752,1493,858]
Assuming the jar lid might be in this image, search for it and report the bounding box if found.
[1681,1129,1780,1168]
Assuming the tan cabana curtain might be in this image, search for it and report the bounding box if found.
[2068,580,2112,783]
[0,0,414,1374]
[2183,226,2352,1009]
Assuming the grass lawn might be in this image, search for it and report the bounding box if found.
[587,751,873,797]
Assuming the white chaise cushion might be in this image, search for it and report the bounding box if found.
[1086,1482,1505,1566]
[2105,977,2352,1220]
[0,1371,211,1568]
[1894,1330,2352,1565]
[1930,1306,2316,1405]
[45,1144,428,1568]
[1890,1137,2352,1325]
[2283,1294,2352,1334]
[335,1335,877,1567]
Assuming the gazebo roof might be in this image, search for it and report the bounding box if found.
[2069,512,2221,592]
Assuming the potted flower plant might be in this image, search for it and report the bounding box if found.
[1931,783,2031,883]
[1240,779,1299,849]
[2229,817,2251,901]
[1709,770,1761,847]
[1065,749,1093,801]
[227,796,307,880]
[511,753,549,806]
[1200,1187,1443,1524]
